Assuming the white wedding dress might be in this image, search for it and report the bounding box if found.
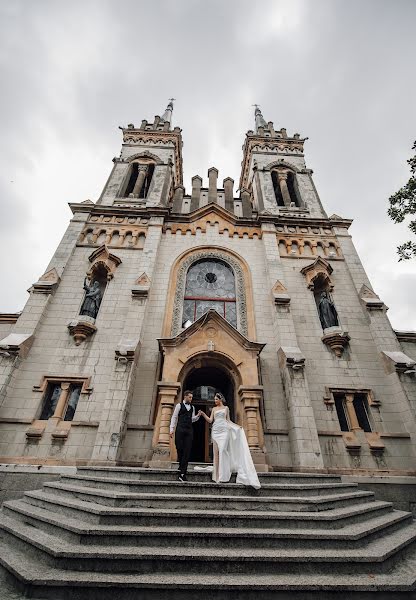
[211,408,261,489]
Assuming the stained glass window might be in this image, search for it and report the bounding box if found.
[183,259,237,327]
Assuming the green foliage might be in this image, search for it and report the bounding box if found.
[388,141,416,260]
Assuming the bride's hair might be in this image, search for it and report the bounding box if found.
[215,392,226,404]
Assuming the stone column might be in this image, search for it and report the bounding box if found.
[238,386,268,471]
[208,167,218,204]
[172,185,185,213]
[277,172,292,206]
[149,381,181,468]
[223,178,234,212]
[240,188,253,217]
[50,383,70,424]
[344,393,360,431]
[131,165,148,198]
[190,175,202,211]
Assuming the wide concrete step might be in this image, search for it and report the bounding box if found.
[20,490,395,528]
[1,540,416,600]
[77,466,343,485]
[2,500,412,550]
[1,514,416,575]
[59,474,359,498]
[40,481,376,512]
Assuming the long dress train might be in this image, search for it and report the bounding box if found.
[211,408,261,489]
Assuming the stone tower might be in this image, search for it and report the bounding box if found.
[0,102,415,476]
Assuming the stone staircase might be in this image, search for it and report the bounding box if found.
[0,466,416,599]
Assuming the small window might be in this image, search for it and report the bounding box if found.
[334,393,349,432]
[38,380,85,422]
[39,383,62,420]
[64,385,82,421]
[353,394,372,432]
[333,390,373,433]
[271,171,285,207]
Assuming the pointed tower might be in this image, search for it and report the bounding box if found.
[239,106,326,219]
[98,100,183,208]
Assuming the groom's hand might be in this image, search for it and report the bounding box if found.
[170,432,173,438]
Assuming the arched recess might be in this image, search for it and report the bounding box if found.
[162,246,256,339]
[266,160,302,208]
[120,152,162,199]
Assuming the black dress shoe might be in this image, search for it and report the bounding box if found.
[178,473,187,482]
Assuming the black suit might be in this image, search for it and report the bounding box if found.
[175,403,194,476]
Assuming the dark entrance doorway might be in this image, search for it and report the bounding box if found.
[183,366,234,463]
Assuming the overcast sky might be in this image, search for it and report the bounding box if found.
[0,0,415,330]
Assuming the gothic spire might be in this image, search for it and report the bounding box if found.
[161,98,175,124]
[253,104,267,133]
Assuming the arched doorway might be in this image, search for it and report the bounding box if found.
[183,365,234,463]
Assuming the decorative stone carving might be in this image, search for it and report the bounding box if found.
[359,285,387,311]
[301,257,334,290]
[272,280,291,305]
[131,273,151,298]
[0,333,34,358]
[31,268,60,294]
[321,327,350,358]
[68,317,97,346]
[171,250,248,337]
[87,245,122,280]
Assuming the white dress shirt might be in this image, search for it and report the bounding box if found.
[170,401,200,434]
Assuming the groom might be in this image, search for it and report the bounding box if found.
[170,390,200,482]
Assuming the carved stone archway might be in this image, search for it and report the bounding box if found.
[150,310,269,471]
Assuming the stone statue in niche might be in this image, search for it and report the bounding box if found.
[80,277,102,319]
[318,291,339,329]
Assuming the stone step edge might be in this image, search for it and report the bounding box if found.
[22,491,394,520]
[0,544,415,591]
[77,466,343,480]
[42,481,374,505]
[62,474,358,491]
[2,514,416,563]
[4,500,410,541]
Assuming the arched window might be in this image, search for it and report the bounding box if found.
[271,168,301,208]
[123,162,155,198]
[182,259,237,328]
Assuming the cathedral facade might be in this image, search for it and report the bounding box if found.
[0,102,415,475]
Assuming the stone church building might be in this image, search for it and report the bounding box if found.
[1,101,415,476]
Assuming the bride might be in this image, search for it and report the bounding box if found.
[198,393,261,489]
